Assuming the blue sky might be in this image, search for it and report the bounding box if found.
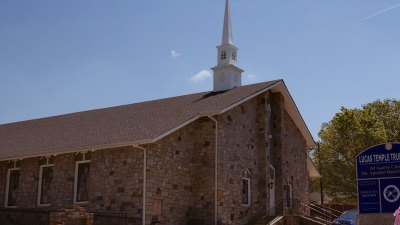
[1,0,399,140]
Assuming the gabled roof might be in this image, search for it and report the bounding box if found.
[0,80,314,161]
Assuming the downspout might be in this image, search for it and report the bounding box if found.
[134,145,147,225]
[207,116,218,225]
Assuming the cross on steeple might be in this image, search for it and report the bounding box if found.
[211,0,244,92]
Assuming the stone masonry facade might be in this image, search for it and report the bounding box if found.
[0,92,309,225]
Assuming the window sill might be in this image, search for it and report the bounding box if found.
[73,201,88,205]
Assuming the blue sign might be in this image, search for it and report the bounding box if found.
[357,143,400,214]
[357,143,400,179]
[380,178,400,213]
[358,179,380,213]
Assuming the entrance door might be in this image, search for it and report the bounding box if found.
[269,165,275,216]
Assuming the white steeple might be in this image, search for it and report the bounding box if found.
[222,0,233,45]
[211,0,244,92]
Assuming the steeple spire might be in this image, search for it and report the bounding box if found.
[222,0,233,45]
[211,0,244,92]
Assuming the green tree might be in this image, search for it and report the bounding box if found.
[315,99,400,204]
[363,99,400,142]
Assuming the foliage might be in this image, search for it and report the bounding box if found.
[313,99,400,204]
[363,99,400,142]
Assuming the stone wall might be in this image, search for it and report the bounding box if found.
[216,95,270,225]
[270,93,285,204]
[87,147,144,221]
[52,153,76,208]
[281,109,309,204]
[270,93,309,207]
[144,119,213,225]
[0,161,8,206]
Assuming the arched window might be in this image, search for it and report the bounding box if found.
[284,184,293,209]
[221,51,227,60]
[242,168,251,206]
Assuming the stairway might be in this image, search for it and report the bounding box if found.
[247,199,342,225]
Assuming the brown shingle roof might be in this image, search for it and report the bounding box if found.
[0,80,281,160]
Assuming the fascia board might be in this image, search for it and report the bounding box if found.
[152,116,201,143]
[0,139,152,162]
[273,81,316,148]
[218,80,282,114]
[307,156,322,179]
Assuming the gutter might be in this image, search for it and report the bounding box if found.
[134,145,147,225]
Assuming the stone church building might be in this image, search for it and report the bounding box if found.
[0,1,319,225]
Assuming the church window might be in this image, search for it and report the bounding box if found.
[38,164,54,206]
[242,168,251,206]
[221,51,227,60]
[5,168,20,207]
[74,156,90,204]
[232,52,236,60]
[284,184,293,209]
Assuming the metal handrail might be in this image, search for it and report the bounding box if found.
[307,203,339,220]
[311,203,342,216]
[259,201,284,224]
[254,198,340,225]
[295,201,337,224]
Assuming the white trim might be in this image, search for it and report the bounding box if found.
[307,156,321,179]
[0,140,151,162]
[272,82,315,147]
[133,145,147,225]
[285,184,293,209]
[219,81,281,115]
[143,149,147,225]
[153,116,200,142]
[269,165,276,216]
[269,165,275,180]
[5,167,20,208]
[73,160,90,205]
[242,167,251,176]
[242,177,251,207]
[37,164,54,207]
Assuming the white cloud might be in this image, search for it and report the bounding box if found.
[246,73,257,80]
[190,70,212,83]
[170,50,183,58]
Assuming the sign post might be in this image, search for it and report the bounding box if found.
[357,143,400,214]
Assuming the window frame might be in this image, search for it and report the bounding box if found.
[5,167,20,208]
[37,164,54,207]
[73,160,90,205]
[241,168,251,207]
[221,51,227,60]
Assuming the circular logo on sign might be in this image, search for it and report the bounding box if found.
[386,143,393,151]
[383,185,400,203]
